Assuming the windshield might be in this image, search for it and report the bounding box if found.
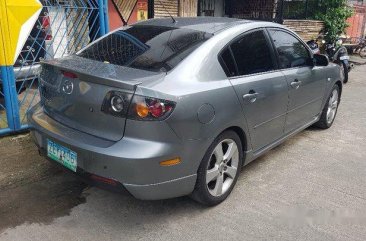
[77,25,212,72]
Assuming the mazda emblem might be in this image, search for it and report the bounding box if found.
[62,80,74,95]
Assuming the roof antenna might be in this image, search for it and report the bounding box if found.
[157,0,177,23]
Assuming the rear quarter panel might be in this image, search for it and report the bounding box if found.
[130,83,248,181]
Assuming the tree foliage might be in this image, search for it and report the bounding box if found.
[315,0,353,42]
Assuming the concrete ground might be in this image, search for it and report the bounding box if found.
[350,55,366,65]
[0,66,366,241]
[0,86,40,128]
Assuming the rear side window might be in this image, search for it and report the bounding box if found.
[269,29,311,69]
[222,30,274,77]
[220,48,237,77]
[77,25,212,72]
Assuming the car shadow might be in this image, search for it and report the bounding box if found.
[0,128,315,233]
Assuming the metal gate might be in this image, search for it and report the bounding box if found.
[198,0,323,23]
[0,0,109,135]
[198,0,283,22]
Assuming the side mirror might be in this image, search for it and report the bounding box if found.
[313,54,329,66]
[306,57,316,67]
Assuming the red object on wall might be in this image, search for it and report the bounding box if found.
[128,0,148,24]
[108,0,124,31]
[346,4,366,42]
[108,0,148,30]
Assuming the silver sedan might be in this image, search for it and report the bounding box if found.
[28,17,342,206]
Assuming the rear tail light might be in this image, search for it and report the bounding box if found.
[129,95,175,120]
[101,91,176,121]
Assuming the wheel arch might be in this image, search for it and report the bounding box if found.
[335,80,343,96]
[221,126,248,159]
[195,125,249,171]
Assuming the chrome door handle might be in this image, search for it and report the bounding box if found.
[243,91,258,103]
[290,79,302,89]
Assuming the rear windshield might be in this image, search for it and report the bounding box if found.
[77,25,212,72]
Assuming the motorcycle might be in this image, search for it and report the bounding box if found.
[306,39,321,55]
[307,37,351,83]
[353,37,366,59]
[324,38,352,84]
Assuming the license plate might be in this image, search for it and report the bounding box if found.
[47,139,77,172]
[340,56,350,60]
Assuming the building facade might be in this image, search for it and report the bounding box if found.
[198,0,278,21]
[108,0,194,30]
[107,0,324,41]
[347,0,366,40]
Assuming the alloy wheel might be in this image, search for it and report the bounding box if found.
[326,88,339,124]
[206,139,239,197]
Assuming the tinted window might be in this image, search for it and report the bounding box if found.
[269,30,311,69]
[220,48,237,77]
[228,30,274,76]
[77,25,212,72]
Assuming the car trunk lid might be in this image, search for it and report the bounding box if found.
[39,55,165,141]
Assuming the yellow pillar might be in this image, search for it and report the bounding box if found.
[0,0,43,66]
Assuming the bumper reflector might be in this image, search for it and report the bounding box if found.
[90,174,118,186]
[160,158,181,167]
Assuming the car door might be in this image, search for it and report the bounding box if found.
[220,29,289,152]
[267,29,326,133]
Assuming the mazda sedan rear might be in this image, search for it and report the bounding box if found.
[28,18,342,206]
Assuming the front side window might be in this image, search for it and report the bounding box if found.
[77,25,212,72]
[269,29,311,69]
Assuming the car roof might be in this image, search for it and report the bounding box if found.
[134,17,254,34]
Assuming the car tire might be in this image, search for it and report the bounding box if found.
[340,62,349,84]
[314,84,340,129]
[191,130,243,206]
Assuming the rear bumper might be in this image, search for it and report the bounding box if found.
[27,104,205,200]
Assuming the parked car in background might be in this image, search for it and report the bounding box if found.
[0,8,52,95]
[28,18,342,206]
